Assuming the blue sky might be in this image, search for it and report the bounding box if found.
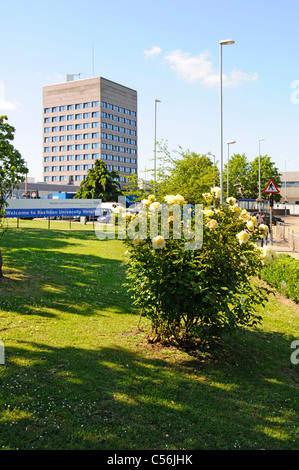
[1,0,299,182]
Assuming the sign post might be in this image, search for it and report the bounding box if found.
[263,179,280,244]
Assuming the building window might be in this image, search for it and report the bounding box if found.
[67,115,74,120]
[67,104,74,110]
[75,175,83,181]
[75,103,82,109]
[92,101,99,107]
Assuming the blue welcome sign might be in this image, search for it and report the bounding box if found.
[5,199,102,218]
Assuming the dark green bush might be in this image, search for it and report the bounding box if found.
[261,253,299,303]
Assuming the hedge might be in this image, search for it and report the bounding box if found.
[260,253,299,303]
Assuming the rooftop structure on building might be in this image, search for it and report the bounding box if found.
[43,76,138,188]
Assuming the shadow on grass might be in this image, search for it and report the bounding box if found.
[0,229,133,318]
[0,328,298,450]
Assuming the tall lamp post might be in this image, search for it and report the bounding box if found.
[226,140,236,198]
[258,137,265,211]
[219,39,235,204]
[154,99,161,186]
[284,159,289,216]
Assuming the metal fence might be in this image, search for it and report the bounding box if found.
[274,222,299,252]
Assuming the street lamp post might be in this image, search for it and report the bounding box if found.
[154,99,161,186]
[284,159,289,215]
[258,137,265,211]
[219,39,235,204]
[226,140,236,198]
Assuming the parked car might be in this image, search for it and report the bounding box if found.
[252,212,284,226]
[97,208,112,224]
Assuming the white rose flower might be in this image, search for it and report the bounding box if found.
[206,219,218,230]
[152,235,166,249]
[236,230,251,244]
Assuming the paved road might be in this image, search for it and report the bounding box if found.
[270,215,299,259]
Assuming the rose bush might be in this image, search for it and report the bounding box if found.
[124,188,276,347]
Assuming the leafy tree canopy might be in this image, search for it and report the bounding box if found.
[155,142,219,205]
[0,115,28,212]
[224,153,282,201]
[74,159,121,201]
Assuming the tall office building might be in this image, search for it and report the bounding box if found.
[43,76,138,187]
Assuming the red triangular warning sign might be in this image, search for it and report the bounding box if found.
[263,179,280,193]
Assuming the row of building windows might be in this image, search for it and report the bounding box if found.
[283,182,299,188]
[44,165,137,173]
[44,123,137,135]
[44,113,137,125]
[44,144,137,153]
[44,102,136,117]
[44,155,136,163]
[101,102,136,116]
[45,123,100,132]
[44,102,99,113]
[44,174,131,183]
[44,134,136,144]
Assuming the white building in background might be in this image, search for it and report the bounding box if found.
[43,76,138,188]
[279,171,299,204]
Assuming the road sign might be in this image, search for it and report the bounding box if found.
[263,179,280,194]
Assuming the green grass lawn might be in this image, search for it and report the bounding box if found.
[0,220,298,450]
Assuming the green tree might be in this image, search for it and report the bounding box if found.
[224,153,282,202]
[224,153,251,199]
[248,155,282,202]
[0,115,28,277]
[74,159,121,201]
[156,143,219,205]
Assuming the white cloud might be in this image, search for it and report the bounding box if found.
[0,81,20,111]
[143,46,162,59]
[163,49,258,88]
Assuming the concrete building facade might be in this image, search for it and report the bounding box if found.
[43,77,137,188]
[279,171,299,204]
